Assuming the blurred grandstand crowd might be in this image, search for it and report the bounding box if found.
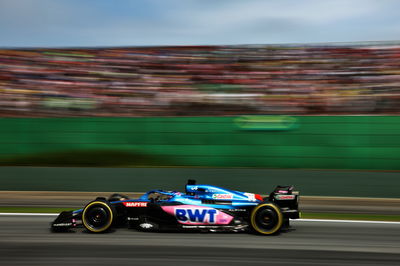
[1,43,400,117]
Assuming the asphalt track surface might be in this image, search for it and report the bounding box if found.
[0,215,399,266]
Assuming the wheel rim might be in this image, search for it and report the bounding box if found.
[251,203,283,235]
[255,208,278,230]
[83,201,113,232]
[86,207,108,229]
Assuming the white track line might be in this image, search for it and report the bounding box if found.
[0,213,399,224]
[0,213,57,216]
[296,218,400,225]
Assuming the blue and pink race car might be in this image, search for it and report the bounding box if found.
[52,180,300,235]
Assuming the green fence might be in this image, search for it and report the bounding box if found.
[1,167,400,197]
[1,116,400,170]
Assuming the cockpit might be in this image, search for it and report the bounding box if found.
[146,191,174,201]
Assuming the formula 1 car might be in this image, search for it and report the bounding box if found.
[51,180,300,235]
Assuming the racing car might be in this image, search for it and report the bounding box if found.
[51,180,300,235]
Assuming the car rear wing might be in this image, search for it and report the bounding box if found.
[268,185,299,217]
[270,185,299,197]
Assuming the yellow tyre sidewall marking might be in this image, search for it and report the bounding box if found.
[250,203,283,235]
[82,201,114,233]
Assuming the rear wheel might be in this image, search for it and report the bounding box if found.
[250,203,283,235]
[82,200,115,233]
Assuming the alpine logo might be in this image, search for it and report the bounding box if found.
[175,208,217,223]
[123,202,148,207]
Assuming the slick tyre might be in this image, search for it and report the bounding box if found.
[250,203,283,235]
[82,200,116,233]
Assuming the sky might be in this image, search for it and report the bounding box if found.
[0,0,400,48]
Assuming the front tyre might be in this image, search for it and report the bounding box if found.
[250,203,283,235]
[82,200,116,233]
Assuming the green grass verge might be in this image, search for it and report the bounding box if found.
[0,207,399,221]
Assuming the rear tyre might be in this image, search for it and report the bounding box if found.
[82,200,116,233]
[250,203,283,235]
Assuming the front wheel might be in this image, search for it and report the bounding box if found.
[82,200,116,233]
[250,203,283,235]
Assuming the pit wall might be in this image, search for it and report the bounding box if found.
[1,116,400,170]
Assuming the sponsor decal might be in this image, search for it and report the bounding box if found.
[53,223,72,227]
[123,202,148,207]
[275,195,296,200]
[176,209,217,223]
[212,194,233,200]
[139,223,153,229]
[161,205,234,225]
[182,225,219,229]
[228,209,247,212]
[278,190,289,194]
[205,189,219,193]
[244,193,256,201]
[235,115,299,131]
